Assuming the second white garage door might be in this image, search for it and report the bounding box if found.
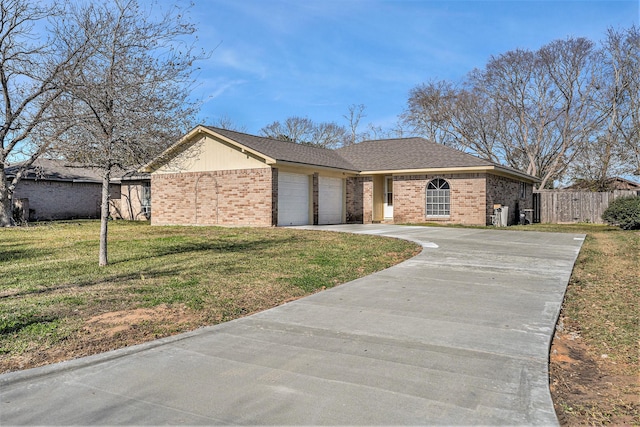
[277,172,310,226]
[318,176,344,225]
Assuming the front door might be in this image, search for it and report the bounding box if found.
[384,176,393,219]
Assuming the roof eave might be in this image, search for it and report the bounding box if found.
[358,165,540,182]
[274,160,359,174]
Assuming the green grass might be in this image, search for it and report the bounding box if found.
[0,220,420,371]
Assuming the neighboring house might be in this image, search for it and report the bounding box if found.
[6,158,150,221]
[142,126,539,227]
[117,171,152,221]
[564,177,640,191]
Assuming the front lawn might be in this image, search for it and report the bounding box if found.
[0,221,420,373]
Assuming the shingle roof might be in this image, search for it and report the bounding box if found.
[5,158,145,183]
[207,127,358,171]
[144,125,537,181]
[5,158,103,182]
[335,138,496,171]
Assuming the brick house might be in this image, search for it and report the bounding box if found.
[143,126,538,227]
[6,158,150,221]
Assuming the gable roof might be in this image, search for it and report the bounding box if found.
[143,125,538,182]
[206,127,357,171]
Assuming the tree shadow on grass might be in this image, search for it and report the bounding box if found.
[109,236,299,265]
[1,236,299,299]
[0,243,54,263]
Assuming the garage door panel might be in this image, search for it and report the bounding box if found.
[318,176,343,225]
[278,172,310,226]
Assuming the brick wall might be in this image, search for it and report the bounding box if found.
[486,174,533,225]
[362,178,374,223]
[151,168,274,226]
[13,179,119,221]
[346,176,367,223]
[393,173,487,225]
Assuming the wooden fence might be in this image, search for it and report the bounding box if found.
[533,190,639,224]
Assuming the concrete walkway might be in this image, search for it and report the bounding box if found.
[0,225,584,425]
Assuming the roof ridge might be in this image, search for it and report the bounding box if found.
[207,126,339,152]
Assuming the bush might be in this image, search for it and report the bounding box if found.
[602,196,640,230]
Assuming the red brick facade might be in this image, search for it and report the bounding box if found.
[151,169,533,227]
[151,168,275,226]
[392,173,487,225]
[346,172,533,226]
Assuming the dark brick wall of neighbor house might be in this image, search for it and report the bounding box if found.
[151,168,274,226]
[13,180,120,221]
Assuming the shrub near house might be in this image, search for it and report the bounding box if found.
[602,196,640,230]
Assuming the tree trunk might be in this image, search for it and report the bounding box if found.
[0,168,14,227]
[99,169,111,266]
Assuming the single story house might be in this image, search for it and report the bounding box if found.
[6,158,150,221]
[142,126,538,227]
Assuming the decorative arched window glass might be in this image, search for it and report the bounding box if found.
[426,178,450,216]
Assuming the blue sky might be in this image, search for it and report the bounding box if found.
[177,0,639,135]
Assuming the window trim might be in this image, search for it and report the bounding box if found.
[426,178,451,218]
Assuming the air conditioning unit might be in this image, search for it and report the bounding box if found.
[492,204,509,227]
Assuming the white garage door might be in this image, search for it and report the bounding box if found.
[318,176,344,225]
[278,172,310,226]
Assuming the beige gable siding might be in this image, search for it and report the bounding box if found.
[154,135,269,174]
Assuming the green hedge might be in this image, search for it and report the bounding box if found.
[602,196,640,230]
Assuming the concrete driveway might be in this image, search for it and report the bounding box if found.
[0,225,584,425]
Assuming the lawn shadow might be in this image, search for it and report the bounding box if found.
[1,236,300,299]
[109,236,299,265]
[0,243,54,263]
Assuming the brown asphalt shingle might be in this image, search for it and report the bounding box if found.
[335,138,496,171]
[208,127,358,171]
[5,158,143,183]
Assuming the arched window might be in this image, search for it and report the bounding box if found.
[426,178,450,217]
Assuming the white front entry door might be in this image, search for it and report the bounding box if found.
[384,176,393,219]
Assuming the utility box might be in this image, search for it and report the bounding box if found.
[492,204,509,227]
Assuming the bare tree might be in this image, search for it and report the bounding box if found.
[211,113,247,132]
[260,116,347,148]
[563,27,640,187]
[609,26,640,176]
[51,0,202,265]
[0,0,89,226]
[343,104,366,146]
[401,80,458,146]
[403,38,600,188]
